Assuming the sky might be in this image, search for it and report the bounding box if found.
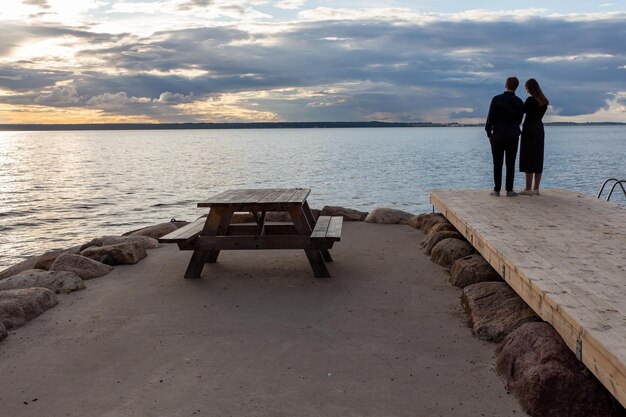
[0,0,625,124]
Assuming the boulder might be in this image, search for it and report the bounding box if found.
[430,238,474,267]
[82,235,160,251]
[49,254,114,280]
[497,322,623,417]
[0,322,6,342]
[427,222,458,236]
[124,221,187,239]
[0,288,58,330]
[0,269,85,293]
[33,246,82,270]
[422,230,464,255]
[0,257,38,280]
[462,282,539,342]
[450,254,503,288]
[408,213,429,229]
[230,213,257,224]
[265,211,292,222]
[320,206,368,221]
[81,242,147,265]
[420,213,449,234]
[365,208,414,225]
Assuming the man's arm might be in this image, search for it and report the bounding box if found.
[485,99,495,138]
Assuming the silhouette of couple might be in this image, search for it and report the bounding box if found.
[485,77,549,197]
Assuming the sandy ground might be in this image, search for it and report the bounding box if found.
[0,222,524,417]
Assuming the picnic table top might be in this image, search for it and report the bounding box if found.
[198,188,311,209]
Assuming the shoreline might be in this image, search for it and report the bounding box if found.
[1,121,624,132]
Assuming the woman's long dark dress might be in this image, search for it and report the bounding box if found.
[519,97,548,173]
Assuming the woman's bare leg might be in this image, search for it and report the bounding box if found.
[525,173,533,190]
[534,173,542,190]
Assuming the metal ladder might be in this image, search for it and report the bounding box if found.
[597,178,626,201]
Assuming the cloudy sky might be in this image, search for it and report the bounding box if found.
[0,0,625,124]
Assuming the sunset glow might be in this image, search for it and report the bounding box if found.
[1,0,625,124]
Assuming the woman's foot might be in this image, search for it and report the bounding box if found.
[519,189,533,196]
[533,189,541,195]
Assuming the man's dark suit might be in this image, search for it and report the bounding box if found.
[485,91,525,192]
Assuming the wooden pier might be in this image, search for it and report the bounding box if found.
[430,188,626,407]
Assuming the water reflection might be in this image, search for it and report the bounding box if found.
[0,126,624,269]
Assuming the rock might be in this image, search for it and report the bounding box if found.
[0,288,58,330]
[497,322,623,417]
[420,213,449,234]
[365,208,414,225]
[462,282,539,342]
[0,257,38,280]
[49,254,114,280]
[408,213,429,229]
[427,222,458,236]
[265,211,292,222]
[320,206,368,221]
[430,238,474,267]
[0,270,85,293]
[33,246,82,270]
[124,221,187,239]
[81,242,147,265]
[0,322,6,342]
[82,235,161,251]
[422,230,464,255]
[450,254,503,288]
[230,213,257,223]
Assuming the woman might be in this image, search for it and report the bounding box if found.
[519,78,549,195]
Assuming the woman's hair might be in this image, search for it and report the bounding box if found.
[525,79,549,106]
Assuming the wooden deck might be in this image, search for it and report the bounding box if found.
[430,188,626,407]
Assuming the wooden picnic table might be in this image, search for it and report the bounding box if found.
[159,188,343,279]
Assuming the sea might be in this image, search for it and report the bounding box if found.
[0,126,624,270]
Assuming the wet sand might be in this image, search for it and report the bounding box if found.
[0,222,523,416]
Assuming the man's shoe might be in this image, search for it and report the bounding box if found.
[518,189,533,196]
[490,191,500,196]
[506,191,518,197]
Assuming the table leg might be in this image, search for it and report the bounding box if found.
[184,208,232,278]
[289,206,330,278]
[302,201,333,262]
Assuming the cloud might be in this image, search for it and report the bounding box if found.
[1,9,625,122]
[34,84,79,104]
[274,0,306,10]
[177,0,214,11]
[528,53,615,63]
[156,91,195,103]
[23,0,50,9]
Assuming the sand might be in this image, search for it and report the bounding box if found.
[0,222,524,416]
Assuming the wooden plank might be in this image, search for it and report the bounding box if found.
[430,188,626,408]
[327,216,344,240]
[287,188,311,204]
[181,235,335,251]
[158,218,206,243]
[225,223,298,236]
[311,216,331,238]
[289,206,330,278]
[310,216,343,241]
[199,188,310,210]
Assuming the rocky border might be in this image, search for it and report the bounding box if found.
[412,212,626,417]
[0,220,186,344]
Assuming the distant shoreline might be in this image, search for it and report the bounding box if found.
[0,121,624,131]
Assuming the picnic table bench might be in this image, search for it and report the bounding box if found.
[159,188,343,278]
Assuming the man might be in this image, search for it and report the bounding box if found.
[485,76,525,196]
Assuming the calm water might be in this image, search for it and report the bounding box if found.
[0,126,624,270]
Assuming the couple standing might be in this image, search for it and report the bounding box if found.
[485,76,549,196]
